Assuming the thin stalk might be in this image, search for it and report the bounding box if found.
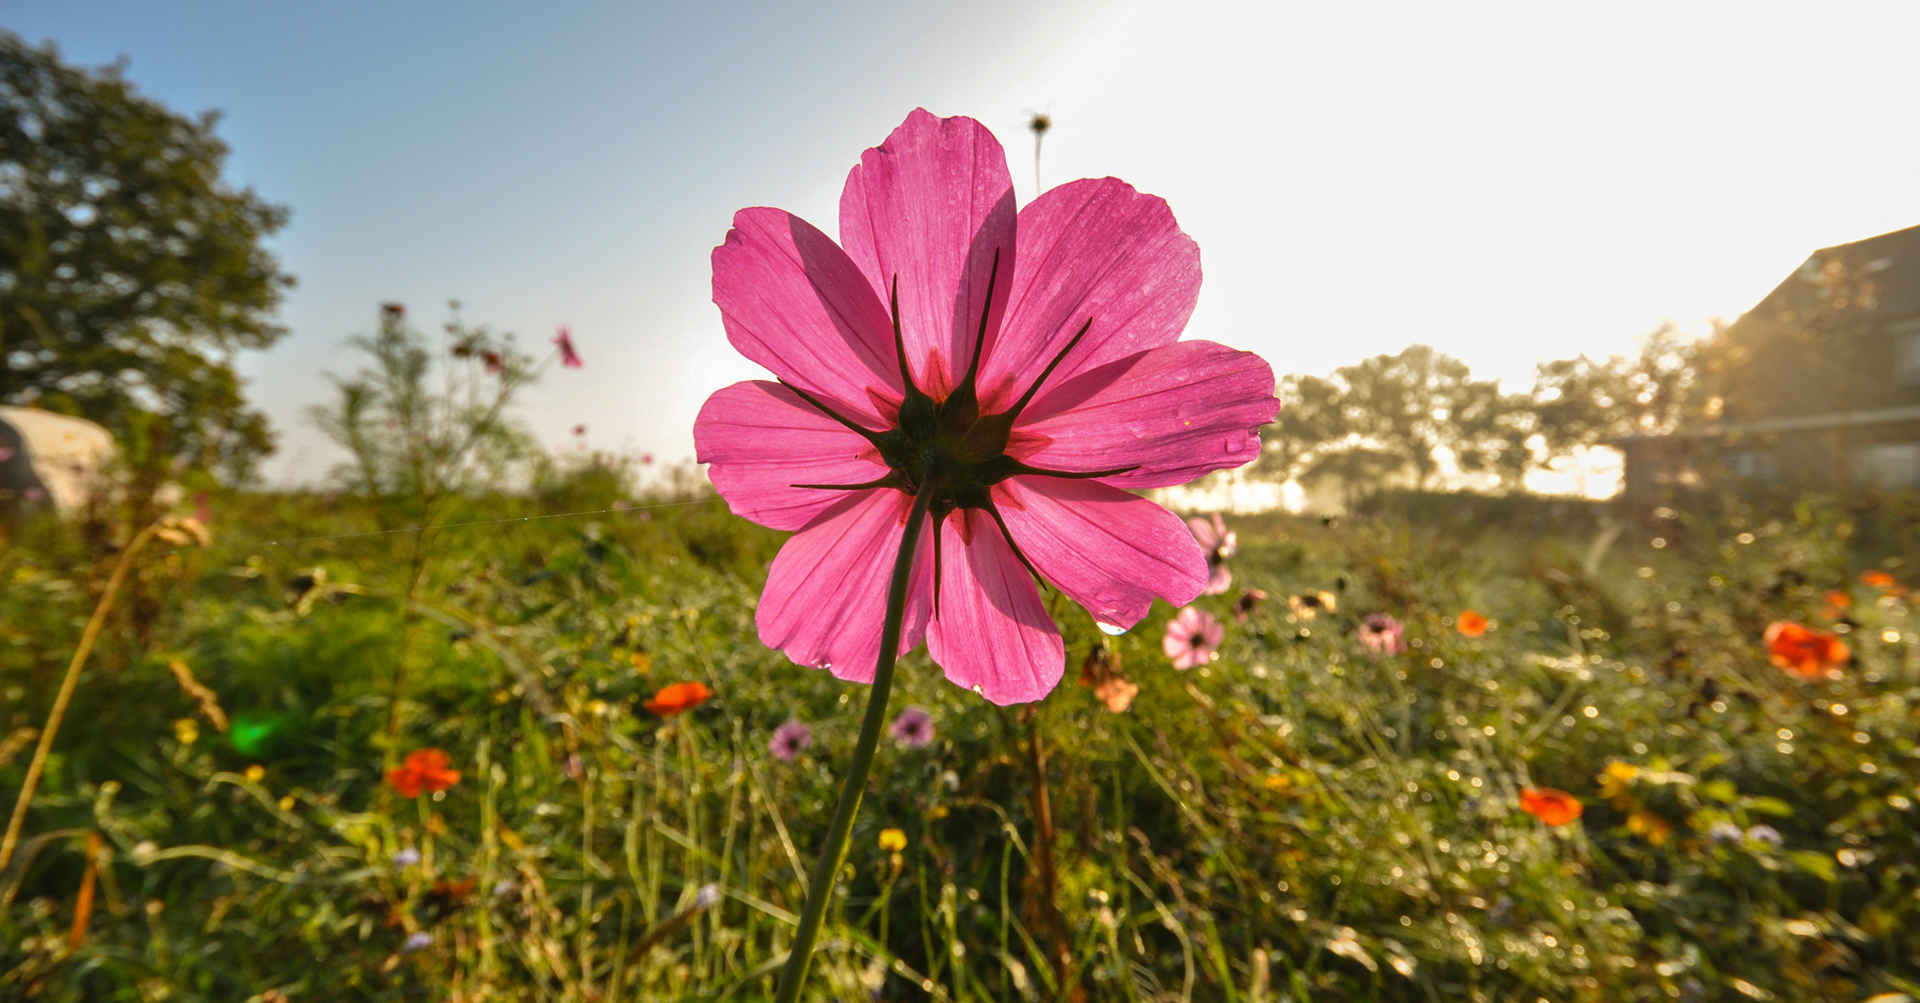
[1,521,160,873]
[772,487,933,1002]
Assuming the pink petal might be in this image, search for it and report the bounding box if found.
[1012,340,1279,489]
[839,109,1016,398]
[1186,515,1221,552]
[993,477,1207,632]
[756,490,934,682]
[1202,563,1232,596]
[976,178,1200,413]
[694,380,890,531]
[712,208,903,427]
[925,509,1063,705]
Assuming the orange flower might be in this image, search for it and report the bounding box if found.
[1861,570,1896,590]
[1763,621,1849,679]
[387,748,461,798]
[1456,610,1489,637]
[1822,589,1851,613]
[1519,787,1582,826]
[644,681,713,717]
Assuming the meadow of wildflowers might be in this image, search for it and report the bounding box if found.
[3,478,1918,1001]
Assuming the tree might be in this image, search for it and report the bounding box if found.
[1531,324,1708,462]
[1,33,293,481]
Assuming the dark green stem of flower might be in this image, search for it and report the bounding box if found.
[773,485,933,1003]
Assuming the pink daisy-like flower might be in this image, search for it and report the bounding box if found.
[1162,607,1224,670]
[888,706,935,749]
[1357,612,1407,657]
[554,326,584,368]
[769,720,813,761]
[1185,513,1236,595]
[693,110,1276,705]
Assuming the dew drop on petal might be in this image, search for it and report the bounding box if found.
[1098,620,1129,636]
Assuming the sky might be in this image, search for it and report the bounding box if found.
[10,1,1920,488]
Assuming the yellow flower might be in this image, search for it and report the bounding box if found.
[629,651,652,674]
[172,718,200,745]
[278,795,296,812]
[243,764,266,783]
[1598,761,1639,801]
[877,828,907,852]
[1627,809,1673,845]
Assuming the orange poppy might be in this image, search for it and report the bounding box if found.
[387,748,461,798]
[1822,589,1852,613]
[1456,610,1489,638]
[644,681,714,717]
[1519,787,1582,826]
[1763,621,1849,679]
[1861,570,1897,590]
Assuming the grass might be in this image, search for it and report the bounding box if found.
[2,477,1918,1001]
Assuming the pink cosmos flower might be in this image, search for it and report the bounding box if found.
[1162,607,1224,670]
[1358,612,1407,656]
[1186,513,1236,595]
[554,326,584,368]
[889,706,935,748]
[769,720,813,761]
[692,109,1277,704]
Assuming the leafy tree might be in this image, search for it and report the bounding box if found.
[1,33,293,481]
[1531,324,1709,463]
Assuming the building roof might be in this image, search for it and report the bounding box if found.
[1741,223,1920,324]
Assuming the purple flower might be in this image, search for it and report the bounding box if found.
[392,847,422,867]
[889,707,934,749]
[1746,824,1783,847]
[1161,607,1224,670]
[403,931,433,952]
[1358,613,1407,657]
[1706,822,1743,844]
[554,326,584,368]
[769,720,813,761]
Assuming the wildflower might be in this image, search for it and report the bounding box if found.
[573,424,587,436]
[554,326,584,368]
[1861,570,1897,590]
[889,706,935,749]
[695,883,722,909]
[1746,824,1783,847]
[1763,621,1849,679]
[1456,610,1489,637]
[1627,809,1673,845]
[1822,589,1852,617]
[877,828,907,852]
[480,349,504,374]
[1597,760,1639,802]
[644,681,713,717]
[769,720,813,761]
[172,717,200,745]
[1232,588,1268,623]
[402,931,432,952]
[1162,607,1224,670]
[387,748,462,798]
[691,109,1277,704]
[1706,821,1743,844]
[1287,591,1337,620]
[243,764,266,783]
[1078,644,1138,712]
[1357,613,1406,656]
[641,453,654,465]
[392,847,422,868]
[1518,787,1582,826]
[381,302,406,321]
[1186,513,1236,595]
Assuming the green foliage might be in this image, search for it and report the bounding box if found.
[0,33,293,481]
[307,303,543,503]
[2,489,1918,1001]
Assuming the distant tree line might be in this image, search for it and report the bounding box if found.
[1251,326,1714,502]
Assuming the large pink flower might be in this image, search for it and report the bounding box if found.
[694,109,1277,704]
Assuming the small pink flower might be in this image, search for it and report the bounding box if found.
[1185,513,1236,595]
[481,349,504,374]
[1358,612,1406,656]
[888,706,935,749]
[769,720,813,761]
[1162,607,1224,669]
[554,327,584,368]
[641,453,654,465]
[692,110,1277,704]
[573,424,587,436]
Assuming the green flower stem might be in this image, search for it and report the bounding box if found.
[774,487,933,1002]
